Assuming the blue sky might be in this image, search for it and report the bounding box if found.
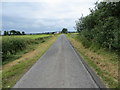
[2,0,99,33]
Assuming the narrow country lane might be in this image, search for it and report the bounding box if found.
[13,34,104,88]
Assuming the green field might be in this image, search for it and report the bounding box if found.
[2,34,50,39]
[2,34,58,88]
[2,34,51,64]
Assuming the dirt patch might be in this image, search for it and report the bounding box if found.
[3,50,36,71]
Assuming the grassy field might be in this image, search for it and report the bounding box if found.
[66,33,118,88]
[2,34,59,88]
[3,34,50,39]
[2,34,51,64]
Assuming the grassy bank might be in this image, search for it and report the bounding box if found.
[66,33,118,88]
[2,34,58,88]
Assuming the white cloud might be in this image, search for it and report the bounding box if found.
[2,0,97,18]
[2,0,96,3]
[2,0,98,32]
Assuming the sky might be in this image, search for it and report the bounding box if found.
[1,0,100,33]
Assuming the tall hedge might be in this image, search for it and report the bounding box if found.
[76,2,120,51]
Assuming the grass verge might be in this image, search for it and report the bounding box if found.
[66,33,118,88]
[2,35,59,88]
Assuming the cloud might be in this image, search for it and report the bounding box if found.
[2,0,97,33]
[2,16,75,33]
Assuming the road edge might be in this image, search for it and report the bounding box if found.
[11,36,59,88]
[68,39,107,89]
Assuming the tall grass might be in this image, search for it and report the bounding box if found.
[2,35,51,63]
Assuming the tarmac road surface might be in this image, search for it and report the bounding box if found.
[13,34,104,88]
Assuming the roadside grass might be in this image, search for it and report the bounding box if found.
[2,35,59,88]
[66,33,118,88]
[2,34,50,39]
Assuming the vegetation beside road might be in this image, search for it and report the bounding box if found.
[73,2,119,88]
[67,33,118,88]
[2,34,59,88]
[2,34,50,64]
[75,2,120,52]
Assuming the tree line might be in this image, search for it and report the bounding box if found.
[3,28,69,36]
[4,30,25,35]
[75,1,120,52]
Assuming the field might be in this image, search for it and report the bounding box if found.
[2,34,58,88]
[67,33,118,88]
[2,34,51,64]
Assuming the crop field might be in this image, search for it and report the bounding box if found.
[2,34,51,64]
[2,35,58,88]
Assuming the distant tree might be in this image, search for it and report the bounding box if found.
[16,31,21,35]
[4,31,7,35]
[61,28,68,33]
[4,31,9,35]
[10,30,17,35]
[22,31,25,35]
[6,31,9,35]
[9,30,23,35]
[52,32,55,34]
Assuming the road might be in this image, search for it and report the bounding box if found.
[13,34,104,88]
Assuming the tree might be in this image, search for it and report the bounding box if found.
[4,31,9,35]
[22,31,25,35]
[10,30,17,35]
[4,31,7,35]
[61,28,68,33]
[16,31,21,35]
[75,1,120,51]
[52,32,55,34]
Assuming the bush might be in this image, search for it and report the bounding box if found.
[75,2,120,52]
